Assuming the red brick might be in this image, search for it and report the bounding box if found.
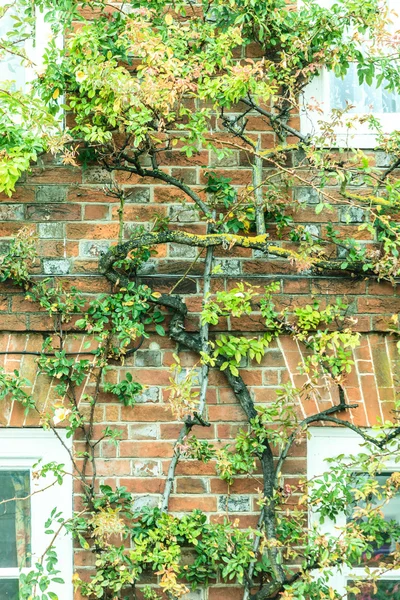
[27,167,82,184]
[176,477,208,493]
[66,223,120,240]
[208,588,243,600]
[119,441,174,458]
[358,297,400,313]
[169,495,217,512]
[120,478,164,494]
[84,204,110,220]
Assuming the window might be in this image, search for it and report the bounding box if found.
[308,428,400,599]
[0,1,53,90]
[300,0,400,147]
[0,430,73,600]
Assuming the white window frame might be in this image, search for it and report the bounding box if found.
[0,429,73,600]
[0,2,58,88]
[300,0,400,148]
[308,427,400,598]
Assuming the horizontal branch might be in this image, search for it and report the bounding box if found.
[100,229,379,281]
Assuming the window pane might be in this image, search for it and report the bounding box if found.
[348,580,400,599]
[0,3,26,89]
[0,471,31,568]
[347,473,400,565]
[330,64,400,114]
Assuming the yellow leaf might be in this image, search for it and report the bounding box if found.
[165,13,173,25]
[52,88,60,99]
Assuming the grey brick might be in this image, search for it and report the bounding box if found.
[169,206,199,222]
[136,387,160,404]
[170,243,197,258]
[218,495,251,512]
[83,166,112,184]
[214,258,241,276]
[210,150,239,167]
[340,206,366,223]
[36,186,67,203]
[132,495,159,509]
[43,259,70,275]
[253,248,268,258]
[292,148,307,167]
[294,187,321,205]
[125,187,151,203]
[137,260,156,275]
[0,241,11,253]
[0,205,24,221]
[79,240,110,258]
[176,368,201,385]
[184,591,205,600]
[132,460,160,477]
[129,424,158,440]
[38,223,64,239]
[376,151,393,168]
[304,224,320,239]
[171,168,197,185]
[135,350,162,368]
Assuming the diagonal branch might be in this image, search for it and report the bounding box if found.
[111,156,212,217]
[241,97,310,143]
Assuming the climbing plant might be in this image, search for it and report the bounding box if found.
[1,0,400,599]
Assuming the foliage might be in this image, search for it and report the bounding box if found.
[1,1,400,599]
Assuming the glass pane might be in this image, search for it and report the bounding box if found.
[348,580,400,599]
[0,471,31,568]
[0,3,26,89]
[0,579,19,600]
[347,473,400,565]
[330,64,400,114]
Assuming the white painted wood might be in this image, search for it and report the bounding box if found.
[0,429,73,599]
[300,0,400,147]
[308,427,400,597]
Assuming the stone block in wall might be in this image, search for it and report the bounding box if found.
[132,495,159,509]
[35,186,67,203]
[82,166,112,184]
[210,149,240,167]
[42,258,70,275]
[170,244,198,258]
[136,387,160,403]
[0,205,24,221]
[79,240,110,258]
[135,350,162,367]
[214,259,241,276]
[169,206,200,223]
[129,424,158,440]
[293,187,321,204]
[376,151,393,168]
[132,460,161,477]
[340,206,366,223]
[38,223,65,239]
[218,495,251,512]
[125,187,151,203]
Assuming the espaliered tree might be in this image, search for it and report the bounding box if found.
[1,1,400,599]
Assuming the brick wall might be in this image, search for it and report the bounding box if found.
[1,114,400,599]
[1,327,399,594]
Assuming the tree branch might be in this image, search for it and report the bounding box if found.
[241,97,310,143]
[112,157,211,217]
